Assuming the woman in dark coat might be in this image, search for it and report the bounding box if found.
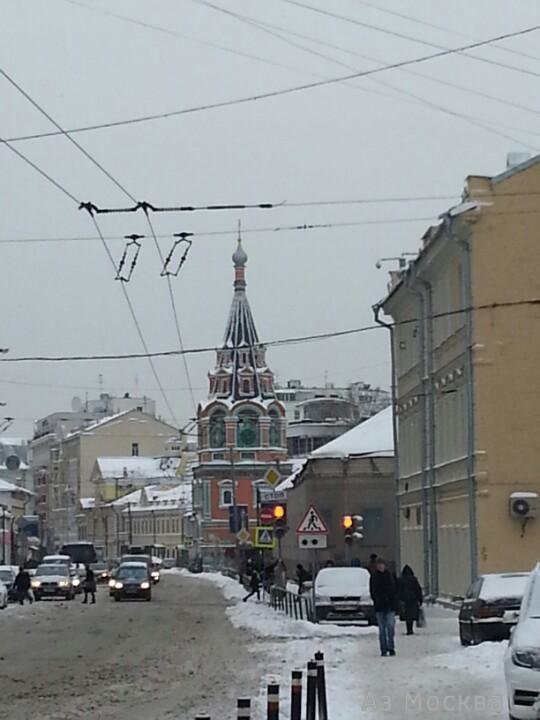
[398,565,423,635]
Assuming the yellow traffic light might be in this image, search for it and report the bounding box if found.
[273,504,286,520]
[342,515,353,529]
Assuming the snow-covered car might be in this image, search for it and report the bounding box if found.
[32,564,76,601]
[314,567,375,625]
[0,566,17,602]
[459,572,529,646]
[0,579,8,609]
[505,564,540,719]
[110,562,152,602]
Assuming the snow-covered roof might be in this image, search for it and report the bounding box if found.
[80,497,95,510]
[95,456,181,481]
[113,482,192,512]
[0,478,33,495]
[276,458,308,491]
[310,406,394,459]
[66,409,178,438]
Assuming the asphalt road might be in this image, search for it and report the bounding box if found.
[0,573,260,720]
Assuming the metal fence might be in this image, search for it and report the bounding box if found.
[268,585,314,622]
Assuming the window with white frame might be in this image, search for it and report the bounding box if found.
[218,480,234,507]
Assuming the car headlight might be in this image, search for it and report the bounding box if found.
[58,580,69,587]
[512,649,540,669]
[72,578,80,587]
[315,594,330,603]
[114,581,124,589]
[31,580,41,588]
[108,579,116,588]
[101,572,108,578]
[140,581,150,590]
[151,571,159,579]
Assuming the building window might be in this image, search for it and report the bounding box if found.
[202,480,211,518]
[241,378,251,395]
[219,480,234,508]
[416,506,422,526]
[240,451,255,460]
[213,452,225,460]
[209,410,226,448]
[131,442,139,457]
[237,409,260,447]
[269,409,281,447]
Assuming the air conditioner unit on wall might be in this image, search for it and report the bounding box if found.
[509,492,538,519]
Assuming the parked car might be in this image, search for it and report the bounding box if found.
[314,567,375,625]
[0,566,17,602]
[459,572,529,646]
[0,579,8,609]
[111,562,152,602]
[32,564,75,601]
[505,564,540,719]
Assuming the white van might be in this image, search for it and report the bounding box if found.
[314,567,375,625]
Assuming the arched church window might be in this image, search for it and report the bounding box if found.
[209,410,226,448]
[237,408,260,448]
[269,408,281,447]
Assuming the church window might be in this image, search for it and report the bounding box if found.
[219,480,233,507]
[241,378,251,395]
[209,410,226,448]
[237,409,260,448]
[269,409,281,447]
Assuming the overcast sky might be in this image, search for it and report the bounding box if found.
[1,0,540,437]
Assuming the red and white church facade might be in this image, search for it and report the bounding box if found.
[192,234,290,557]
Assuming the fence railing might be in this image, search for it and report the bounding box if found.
[268,585,314,622]
[194,651,329,719]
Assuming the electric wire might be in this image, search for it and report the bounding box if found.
[4,22,540,143]
[280,0,540,79]
[1,297,538,363]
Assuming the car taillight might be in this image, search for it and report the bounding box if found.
[476,601,503,619]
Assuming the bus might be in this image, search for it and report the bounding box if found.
[59,541,97,566]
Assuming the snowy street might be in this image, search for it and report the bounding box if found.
[1,570,507,719]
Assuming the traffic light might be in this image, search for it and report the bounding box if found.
[273,504,287,538]
[342,514,364,545]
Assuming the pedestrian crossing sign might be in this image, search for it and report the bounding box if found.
[296,505,328,534]
[255,526,276,549]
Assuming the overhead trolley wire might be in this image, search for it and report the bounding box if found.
[1,297,538,363]
[3,22,540,144]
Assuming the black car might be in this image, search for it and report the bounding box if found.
[459,572,529,645]
[111,562,152,602]
[91,562,112,584]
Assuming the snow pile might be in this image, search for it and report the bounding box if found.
[181,570,508,719]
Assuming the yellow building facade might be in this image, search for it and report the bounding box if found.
[379,154,540,598]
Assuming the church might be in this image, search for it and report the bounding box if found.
[192,233,290,560]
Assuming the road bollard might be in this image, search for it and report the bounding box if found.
[306,660,317,720]
[290,670,302,720]
[315,651,328,720]
[267,680,280,720]
[237,698,251,720]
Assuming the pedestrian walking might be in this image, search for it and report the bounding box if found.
[398,565,423,635]
[366,553,378,575]
[242,567,261,602]
[14,566,33,605]
[369,557,398,657]
[262,559,279,593]
[296,564,312,595]
[82,564,96,604]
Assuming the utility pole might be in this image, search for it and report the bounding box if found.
[127,502,133,546]
[0,504,6,564]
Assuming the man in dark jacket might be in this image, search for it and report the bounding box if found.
[82,565,96,604]
[14,566,33,605]
[369,557,397,656]
[243,567,261,602]
[398,565,423,635]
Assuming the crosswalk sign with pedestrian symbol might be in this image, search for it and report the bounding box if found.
[254,526,276,549]
[296,505,328,534]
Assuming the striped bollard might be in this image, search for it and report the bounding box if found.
[237,698,251,720]
[306,660,317,720]
[315,651,328,720]
[290,670,302,720]
[267,680,280,720]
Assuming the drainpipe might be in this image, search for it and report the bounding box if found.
[373,304,400,570]
[444,215,478,585]
[409,273,438,598]
[404,280,431,596]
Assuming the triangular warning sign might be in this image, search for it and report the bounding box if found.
[296,505,328,534]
